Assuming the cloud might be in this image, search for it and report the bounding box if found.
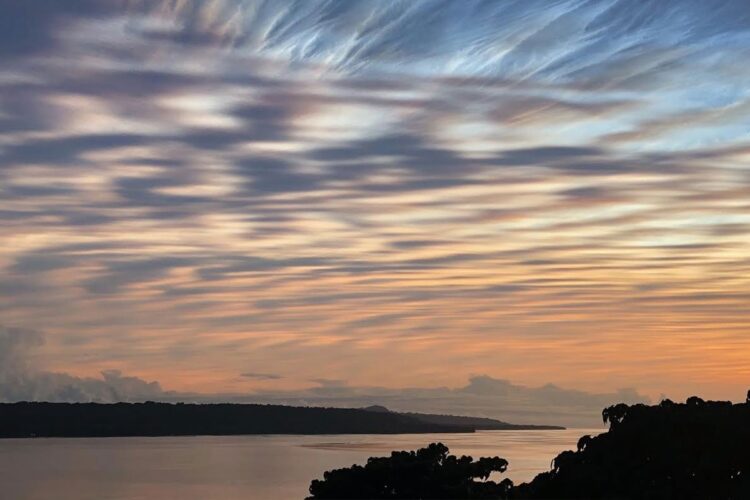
[240,372,283,380]
[100,0,750,88]
[0,1,112,58]
[1,133,155,166]
[0,325,168,403]
[0,325,44,377]
[309,378,348,388]
[217,376,650,427]
[1,0,749,404]
[0,324,648,426]
[83,257,194,294]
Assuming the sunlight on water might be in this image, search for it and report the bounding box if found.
[0,429,601,499]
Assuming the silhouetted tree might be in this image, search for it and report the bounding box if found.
[308,442,513,499]
[310,392,750,499]
[515,394,750,499]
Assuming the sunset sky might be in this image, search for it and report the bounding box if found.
[2,1,750,419]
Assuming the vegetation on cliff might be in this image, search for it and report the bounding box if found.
[309,393,750,499]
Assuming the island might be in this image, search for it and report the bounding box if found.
[0,402,561,438]
[363,405,565,430]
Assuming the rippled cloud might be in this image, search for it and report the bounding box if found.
[2,0,750,405]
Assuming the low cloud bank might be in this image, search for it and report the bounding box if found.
[1,325,648,426]
[223,376,649,427]
[0,326,167,402]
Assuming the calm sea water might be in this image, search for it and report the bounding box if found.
[0,429,601,499]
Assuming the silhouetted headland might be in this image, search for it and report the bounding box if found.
[363,405,564,430]
[309,392,750,499]
[0,402,480,438]
[0,402,565,438]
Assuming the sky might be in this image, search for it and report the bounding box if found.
[2,0,750,424]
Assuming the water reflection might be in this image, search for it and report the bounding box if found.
[0,429,601,499]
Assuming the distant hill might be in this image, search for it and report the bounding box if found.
[0,402,474,438]
[362,405,565,430]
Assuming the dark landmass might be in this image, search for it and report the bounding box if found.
[514,394,750,499]
[310,392,750,499]
[363,405,565,430]
[309,442,513,499]
[0,402,474,438]
[403,413,563,431]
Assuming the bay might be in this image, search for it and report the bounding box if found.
[0,428,602,499]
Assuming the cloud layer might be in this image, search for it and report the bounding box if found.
[2,1,750,402]
[223,375,649,427]
[0,325,645,426]
[0,326,167,402]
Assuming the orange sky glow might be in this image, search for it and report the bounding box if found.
[2,1,750,419]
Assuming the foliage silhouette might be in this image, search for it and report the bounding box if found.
[514,394,750,499]
[308,442,513,499]
[310,393,750,499]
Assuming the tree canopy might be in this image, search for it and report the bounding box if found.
[310,394,750,499]
[308,442,513,499]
